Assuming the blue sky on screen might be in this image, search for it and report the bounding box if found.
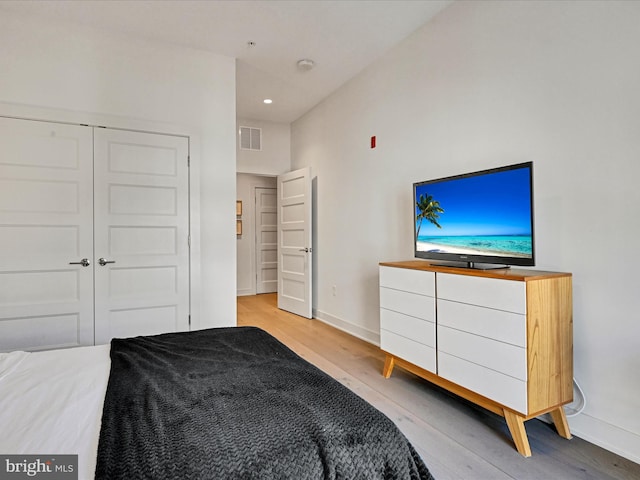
[415,166,532,237]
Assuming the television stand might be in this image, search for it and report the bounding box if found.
[379,260,573,456]
[430,260,510,270]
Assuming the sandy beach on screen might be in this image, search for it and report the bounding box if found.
[416,240,530,258]
[416,241,493,256]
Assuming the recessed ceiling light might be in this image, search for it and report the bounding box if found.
[263,99,273,104]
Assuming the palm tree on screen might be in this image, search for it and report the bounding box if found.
[415,193,444,242]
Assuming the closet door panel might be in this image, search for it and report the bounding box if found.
[0,117,94,351]
[93,129,190,345]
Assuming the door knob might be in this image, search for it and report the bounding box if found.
[98,258,116,266]
[69,258,90,267]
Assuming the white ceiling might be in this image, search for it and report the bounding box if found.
[0,0,453,123]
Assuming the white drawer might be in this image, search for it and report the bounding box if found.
[380,330,436,373]
[380,287,435,322]
[380,308,435,348]
[437,298,526,347]
[438,326,527,380]
[437,273,526,314]
[380,266,435,296]
[439,352,527,413]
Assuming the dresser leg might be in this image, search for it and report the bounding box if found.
[382,355,395,378]
[504,410,532,457]
[550,407,572,439]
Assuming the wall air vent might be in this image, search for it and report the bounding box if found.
[239,126,262,151]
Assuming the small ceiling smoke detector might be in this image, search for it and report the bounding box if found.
[296,59,315,71]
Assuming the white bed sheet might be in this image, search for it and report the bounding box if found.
[0,344,110,480]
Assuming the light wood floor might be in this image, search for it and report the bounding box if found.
[238,293,639,480]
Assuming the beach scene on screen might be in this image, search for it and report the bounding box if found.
[415,168,533,258]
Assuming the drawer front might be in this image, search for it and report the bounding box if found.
[380,266,435,296]
[438,326,527,380]
[380,308,435,348]
[437,298,526,347]
[380,287,435,322]
[439,352,527,413]
[381,330,436,373]
[437,273,526,314]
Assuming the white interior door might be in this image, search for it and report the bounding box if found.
[93,128,190,344]
[255,187,277,294]
[277,167,312,318]
[0,117,94,351]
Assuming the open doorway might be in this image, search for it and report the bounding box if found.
[237,168,314,320]
[236,174,277,296]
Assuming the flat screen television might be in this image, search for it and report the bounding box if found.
[413,162,534,269]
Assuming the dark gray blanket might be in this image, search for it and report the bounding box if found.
[95,327,434,479]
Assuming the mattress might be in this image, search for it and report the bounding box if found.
[0,344,111,478]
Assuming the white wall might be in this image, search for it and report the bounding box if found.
[236,118,291,175]
[0,10,237,330]
[291,0,640,463]
[236,173,277,296]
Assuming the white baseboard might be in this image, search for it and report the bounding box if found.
[567,412,640,464]
[236,288,255,297]
[313,309,380,346]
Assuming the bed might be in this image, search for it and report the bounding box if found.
[0,326,434,479]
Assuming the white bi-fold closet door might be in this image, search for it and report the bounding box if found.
[0,117,190,352]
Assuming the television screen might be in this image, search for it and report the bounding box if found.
[414,162,534,268]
